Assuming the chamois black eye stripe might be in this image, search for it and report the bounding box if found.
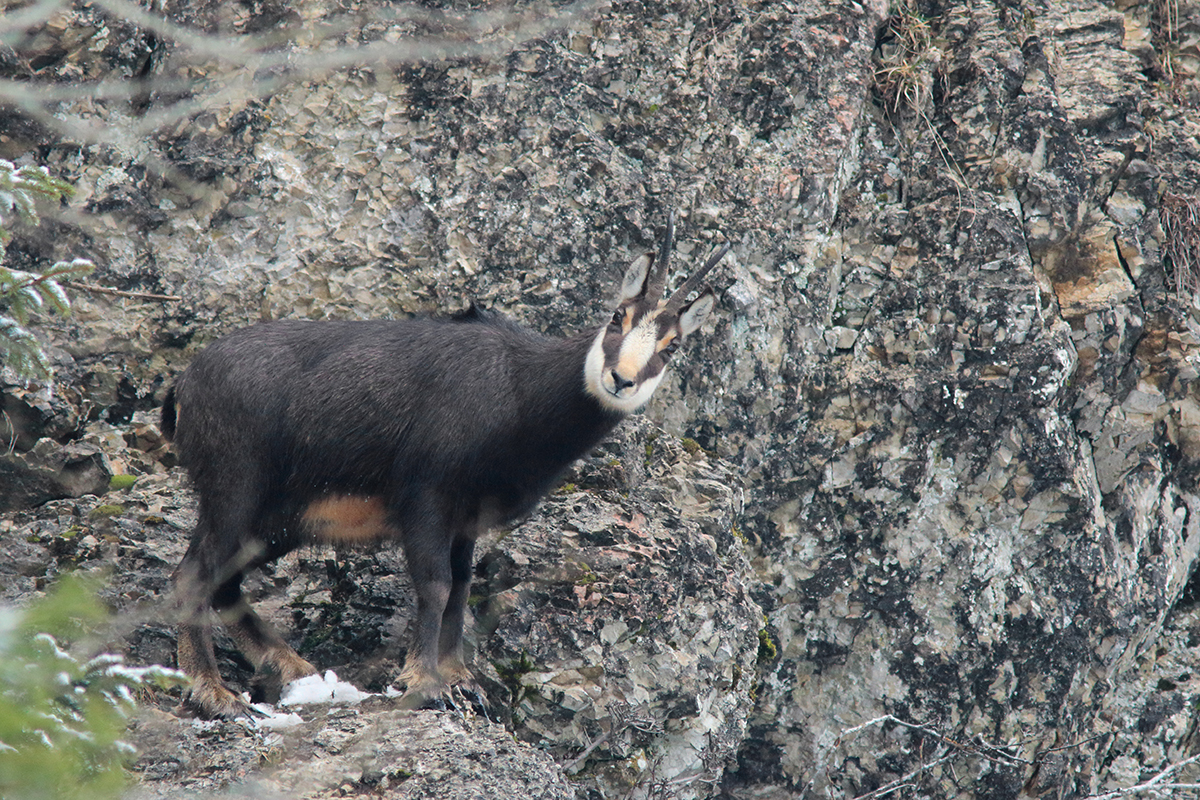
[637,360,667,382]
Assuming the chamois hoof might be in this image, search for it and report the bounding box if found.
[449,683,492,720]
[394,682,449,711]
[250,655,318,705]
[178,680,263,720]
[394,677,490,717]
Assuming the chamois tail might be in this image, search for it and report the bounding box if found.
[161,385,177,442]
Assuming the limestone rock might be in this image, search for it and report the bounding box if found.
[3,0,1200,797]
[124,708,577,800]
[0,438,111,511]
[476,421,761,798]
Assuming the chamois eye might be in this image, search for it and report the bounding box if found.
[663,341,679,356]
[611,310,625,327]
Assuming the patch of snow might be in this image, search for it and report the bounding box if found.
[250,705,304,730]
[280,670,373,707]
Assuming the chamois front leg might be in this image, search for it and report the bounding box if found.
[397,544,452,707]
[397,503,490,709]
[222,595,318,703]
[436,535,477,688]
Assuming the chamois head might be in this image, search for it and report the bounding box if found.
[585,213,730,413]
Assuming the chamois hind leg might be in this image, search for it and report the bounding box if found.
[436,534,477,688]
[171,515,263,719]
[176,618,255,719]
[172,493,301,718]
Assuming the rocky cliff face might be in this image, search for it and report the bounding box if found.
[3,0,1200,797]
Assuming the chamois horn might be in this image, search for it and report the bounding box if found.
[645,209,676,305]
[663,241,731,312]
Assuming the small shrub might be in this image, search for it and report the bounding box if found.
[0,160,94,379]
[1161,192,1200,298]
[0,575,187,800]
[873,0,936,115]
[756,626,778,665]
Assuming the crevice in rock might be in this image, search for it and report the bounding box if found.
[1113,230,1143,307]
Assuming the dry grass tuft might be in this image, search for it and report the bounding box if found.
[1161,192,1200,297]
[873,0,936,115]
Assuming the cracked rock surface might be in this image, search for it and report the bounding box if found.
[4,0,1200,798]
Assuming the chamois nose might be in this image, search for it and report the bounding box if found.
[610,370,635,393]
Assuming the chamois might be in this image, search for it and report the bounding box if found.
[162,213,729,718]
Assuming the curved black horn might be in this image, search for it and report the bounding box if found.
[664,241,731,311]
[646,209,676,304]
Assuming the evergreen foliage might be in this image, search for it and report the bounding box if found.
[0,161,94,379]
[0,576,187,800]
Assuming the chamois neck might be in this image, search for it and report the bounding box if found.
[514,325,625,459]
[527,326,620,416]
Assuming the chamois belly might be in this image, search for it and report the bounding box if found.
[300,495,395,544]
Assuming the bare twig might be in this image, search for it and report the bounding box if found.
[0,0,606,147]
[1086,752,1200,799]
[64,282,182,302]
[812,713,1126,800]
[834,714,1030,765]
[832,715,1200,800]
[851,751,958,800]
[563,731,610,772]
[2,408,15,456]
[1039,733,1111,757]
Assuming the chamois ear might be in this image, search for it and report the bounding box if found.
[619,253,654,303]
[678,289,715,336]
